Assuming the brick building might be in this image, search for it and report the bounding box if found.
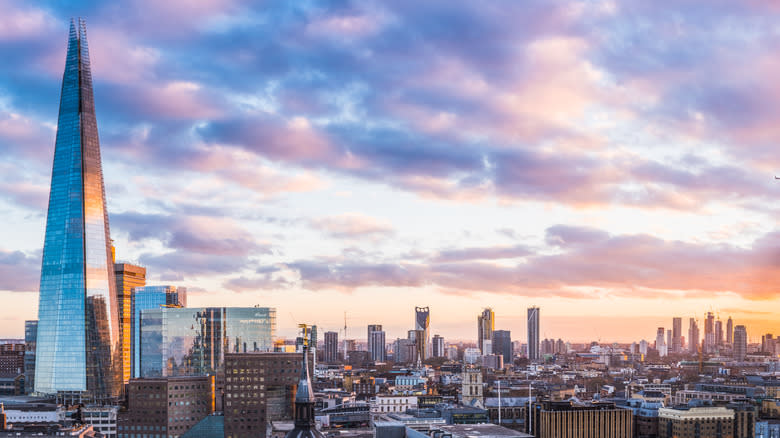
[223,352,312,438]
[117,376,214,438]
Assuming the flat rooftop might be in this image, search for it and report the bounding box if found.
[436,424,533,438]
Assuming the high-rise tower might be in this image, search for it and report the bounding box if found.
[688,318,700,354]
[672,317,682,354]
[35,19,122,400]
[477,308,494,355]
[414,307,430,363]
[367,324,382,360]
[734,325,747,361]
[114,263,146,384]
[527,307,540,361]
[726,317,733,345]
[704,312,715,353]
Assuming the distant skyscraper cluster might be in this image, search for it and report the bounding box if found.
[648,312,743,360]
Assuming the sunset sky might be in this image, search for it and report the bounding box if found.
[0,0,779,344]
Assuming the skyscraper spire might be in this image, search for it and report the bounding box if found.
[35,18,121,401]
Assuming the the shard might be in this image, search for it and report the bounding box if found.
[35,18,122,400]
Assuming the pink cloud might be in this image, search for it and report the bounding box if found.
[310,213,394,239]
[0,2,57,41]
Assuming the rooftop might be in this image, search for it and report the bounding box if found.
[436,424,534,438]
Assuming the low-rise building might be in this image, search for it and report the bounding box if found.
[81,405,118,437]
[371,395,418,414]
[658,406,734,438]
[530,400,633,438]
[673,389,749,405]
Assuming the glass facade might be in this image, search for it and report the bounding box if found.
[131,286,186,378]
[24,320,37,394]
[114,263,146,384]
[140,307,276,378]
[35,19,122,400]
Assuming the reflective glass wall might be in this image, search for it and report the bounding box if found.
[140,307,276,377]
[131,286,186,378]
[36,19,122,400]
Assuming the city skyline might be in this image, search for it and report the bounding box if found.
[1,2,779,344]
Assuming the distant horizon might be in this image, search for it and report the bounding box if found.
[0,296,773,346]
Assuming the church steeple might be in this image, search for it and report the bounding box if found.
[287,325,324,438]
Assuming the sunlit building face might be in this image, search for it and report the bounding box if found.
[35,19,122,400]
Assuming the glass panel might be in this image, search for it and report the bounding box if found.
[140,307,276,377]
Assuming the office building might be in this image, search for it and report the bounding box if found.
[343,339,356,361]
[478,308,494,355]
[370,330,386,362]
[117,376,214,438]
[0,343,24,375]
[223,351,312,438]
[23,320,36,394]
[734,325,747,361]
[639,340,648,356]
[527,307,540,361]
[716,319,724,346]
[530,400,633,438]
[656,327,667,357]
[727,316,733,345]
[689,318,700,354]
[114,263,146,384]
[393,338,416,364]
[762,334,775,353]
[35,19,122,400]
[481,354,503,370]
[323,331,338,363]
[728,401,756,438]
[705,312,715,353]
[81,405,118,437]
[415,307,430,362]
[139,307,275,378]
[432,334,445,358]
[367,324,381,357]
[132,286,186,378]
[658,406,734,438]
[492,330,512,365]
[672,317,682,353]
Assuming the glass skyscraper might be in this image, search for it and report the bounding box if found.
[131,286,186,378]
[139,307,276,378]
[35,19,122,400]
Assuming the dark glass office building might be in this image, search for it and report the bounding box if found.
[492,330,513,365]
[24,320,37,394]
[35,19,122,400]
[139,307,276,378]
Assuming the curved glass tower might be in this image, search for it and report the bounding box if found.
[35,18,122,400]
